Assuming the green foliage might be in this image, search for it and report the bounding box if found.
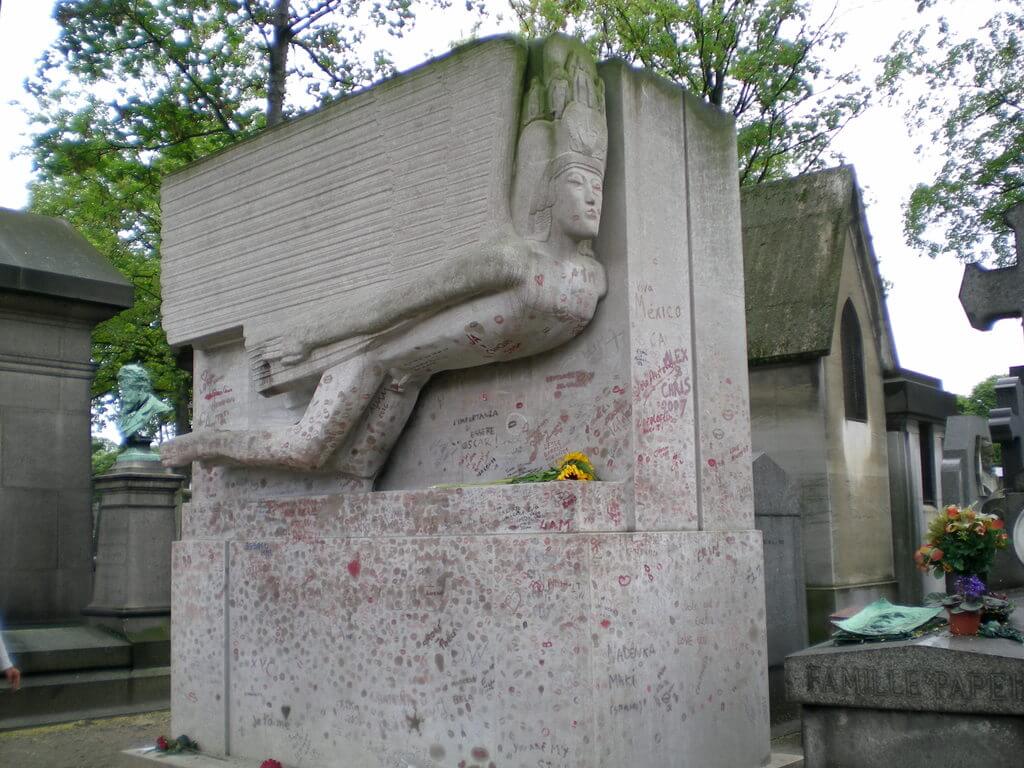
[24,0,433,430]
[91,436,120,476]
[879,1,1023,265]
[508,0,870,184]
[956,374,1000,417]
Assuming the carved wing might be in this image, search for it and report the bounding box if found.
[160,38,529,382]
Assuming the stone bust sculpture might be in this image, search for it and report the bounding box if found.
[161,35,607,477]
[116,363,173,448]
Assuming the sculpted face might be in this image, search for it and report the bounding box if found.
[118,365,151,409]
[551,165,603,243]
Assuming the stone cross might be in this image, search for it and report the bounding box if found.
[959,202,1024,332]
[990,374,1024,491]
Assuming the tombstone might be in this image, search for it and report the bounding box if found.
[940,415,995,508]
[786,626,1024,768]
[752,453,807,726]
[0,208,132,622]
[959,201,1024,334]
[152,36,786,768]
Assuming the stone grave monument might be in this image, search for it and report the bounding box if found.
[940,414,996,508]
[0,208,132,623]
[786,627,1024,768]
[752,452,807,725]
[157,36,779,768]
[85,363,184,638]
[0,209,170,728]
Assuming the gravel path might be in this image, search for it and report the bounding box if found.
[0,710,170,768]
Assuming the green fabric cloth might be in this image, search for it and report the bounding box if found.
[832,598,943,638]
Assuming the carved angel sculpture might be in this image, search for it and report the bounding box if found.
[160,36,608,478]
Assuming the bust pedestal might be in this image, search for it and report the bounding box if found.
[84,451,184,638]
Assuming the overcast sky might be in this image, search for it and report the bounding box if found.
[1,0,1020,397]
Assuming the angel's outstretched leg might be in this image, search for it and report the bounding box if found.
[330,374,428,478]
[161,358,384,469]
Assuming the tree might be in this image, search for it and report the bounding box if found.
[957,374,1000,418]
[92,437,121,476]
[24,0,433,432]
[879,0,1023,265]
[508,0,870,185]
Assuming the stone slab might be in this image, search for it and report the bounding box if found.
[160,38,525,347]
[125,749,258,767]
[171,541,227,756]
[0,666,168,731]
[125,749,805,768]
[1,625,131,674]
[800,706,1023,768]
[174,530,769,768]
[786,633,1024,715]
[0,207,133,308]
[182,480,629,540]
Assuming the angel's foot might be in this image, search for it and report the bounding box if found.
[159,431,203,467]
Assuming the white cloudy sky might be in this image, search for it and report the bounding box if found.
[1,0,1020,397]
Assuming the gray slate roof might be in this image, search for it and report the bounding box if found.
[0,207,133,308]
[741,166,896,371]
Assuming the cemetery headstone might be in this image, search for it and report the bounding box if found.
[752,452,807,725]
[786,627,1024,768]
[940,415,994,507]
[156,36,782,768]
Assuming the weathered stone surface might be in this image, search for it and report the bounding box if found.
[0,207,133,307]
[85,468,184,622]
[753,453,807,725]
[0,239,131,622]
[787,633,1024,715]
[164,36,769,768]
[181,481,630,541]
[171,541,227,755]
[173,528,768,768]
[801,707,1024,768]
[958,201,1024,332]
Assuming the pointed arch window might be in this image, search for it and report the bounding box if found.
[841,299,867,422]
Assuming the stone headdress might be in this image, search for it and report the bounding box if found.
[511,36,608,251]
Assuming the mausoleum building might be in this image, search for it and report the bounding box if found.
[742,166,900,640]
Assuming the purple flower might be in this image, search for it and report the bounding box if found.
[954,574,986,600]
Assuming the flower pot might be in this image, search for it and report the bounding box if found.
[947,609,981,636]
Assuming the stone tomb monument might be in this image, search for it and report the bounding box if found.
[85,364,183,635]
[160,37,773,767]
[0,208,132,622]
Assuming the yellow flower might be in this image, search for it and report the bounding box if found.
[559,451,592,468]
[557,464,584,481]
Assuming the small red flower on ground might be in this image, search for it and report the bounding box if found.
[156,736,169,751]
[260,760,284,768]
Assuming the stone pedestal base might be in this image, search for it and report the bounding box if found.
[85,463,184,632]
[173,487,770,768]
[787,625,1024,768]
